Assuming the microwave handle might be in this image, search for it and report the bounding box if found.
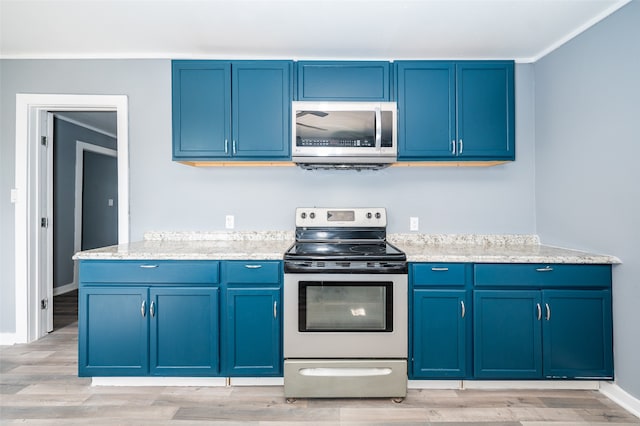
[375,107,382,149]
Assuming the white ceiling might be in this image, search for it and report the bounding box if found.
[0,0,631,63]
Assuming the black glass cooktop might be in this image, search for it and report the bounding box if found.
[284,241,406,261]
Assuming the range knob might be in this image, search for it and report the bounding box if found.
[300,212,306,219]
[310,212,316,219]
[366,212,372,219]
[375,212,382,219]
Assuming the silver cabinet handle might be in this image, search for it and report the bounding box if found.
[150,301,155,318]
[458,139,463,154]
[536,266,553,272]
[451,139,456,155]
[224,139,228,154]
[244,264,263,269]
[273,301,277,319]
[140,264,158,269]
[545,303,551,321]
[141,300,146,317]
[431,267,449,272]
[232,140,237,155]
[536,303,542,321]
[460,300,466,318]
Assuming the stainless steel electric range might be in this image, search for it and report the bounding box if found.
[283,207,408,400]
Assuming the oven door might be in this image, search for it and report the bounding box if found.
[284,273,407,359]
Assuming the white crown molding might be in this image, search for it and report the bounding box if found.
[530,0,632,62]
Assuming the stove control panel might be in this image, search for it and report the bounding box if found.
[295,207,387,228]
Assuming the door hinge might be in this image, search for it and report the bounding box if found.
[41,136,48,147]
[41,217,49,228]
[41,298,48,309]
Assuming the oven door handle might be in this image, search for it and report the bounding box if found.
[273,301,278,319]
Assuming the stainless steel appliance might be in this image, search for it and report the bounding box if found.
[291,102,398,170]
[283,207,408,400]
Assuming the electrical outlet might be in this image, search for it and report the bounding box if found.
[225,215,235,229]
[410,217,419,231]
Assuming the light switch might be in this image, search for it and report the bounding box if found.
[410,217,419,231]
[225,215,235,229]
[108,198,114,207]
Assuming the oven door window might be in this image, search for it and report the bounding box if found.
[299,281,393,332]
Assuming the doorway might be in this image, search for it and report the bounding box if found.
[14,94,129,343]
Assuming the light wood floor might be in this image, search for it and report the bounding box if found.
[1,292,639,425]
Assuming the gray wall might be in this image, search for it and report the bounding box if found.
[534,2,640,398]
[53,117,117,289]
[0,59,536,334]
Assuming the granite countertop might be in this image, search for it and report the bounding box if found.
[389,234,620,264]
[74,232,621,264]
[73,231,295,261]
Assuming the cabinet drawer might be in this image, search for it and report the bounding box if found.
[474,264,611,288]
[412,263,468,287]
[80,260,220,284]
[223,261,281,284]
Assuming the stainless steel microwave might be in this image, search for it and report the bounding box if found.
[292,101,398,170]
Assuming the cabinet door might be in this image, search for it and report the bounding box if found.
[78,287,148,376]
[297,61,390,101]
[412,289,469,378]
[542,290,613,379]
[474,290,542,379]
[396,61,455,159]
[232,61,292,159]
[456,62,514,160]
[149,287,220,376]
[225,287,282,376]
[172,61,231,159]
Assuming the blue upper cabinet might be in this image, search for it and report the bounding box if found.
[456,62,515,160]
[296,61,391,101]
[172,60,292,160]
[396,62,455,158]
[172,61,231,159]
[232,62,292,159]
[396,61,514,161]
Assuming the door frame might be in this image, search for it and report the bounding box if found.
[14,94,129,343]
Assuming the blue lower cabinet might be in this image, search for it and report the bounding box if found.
[474,289,613,379]
[412,289,470,378]
[542,290,613,379]
[150,287,220,376]
[474,290,542,379]
[224,287,282,376]
[79,287,149,376]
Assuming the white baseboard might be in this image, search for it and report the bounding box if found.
[91,377,227,387]
[0,332,17,346]
[229,377,284,386]
[408,380,462,389]
[53,282,78,296]
[600,382,640,419]
[90,377,284,387]
[463,380,600,390]
[408,380,600,390]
